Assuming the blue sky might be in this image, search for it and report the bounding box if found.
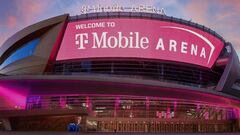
[0,0,240,56]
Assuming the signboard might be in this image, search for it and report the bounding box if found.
[80,5,166,15]
[56,18,224,68]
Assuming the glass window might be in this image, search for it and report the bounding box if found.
[0,38,40,69]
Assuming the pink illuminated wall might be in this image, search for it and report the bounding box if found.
[56,18,224,68]
[0,81,29,110]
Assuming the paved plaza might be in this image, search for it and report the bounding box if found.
[0,132,240,135]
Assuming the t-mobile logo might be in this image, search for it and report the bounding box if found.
[75,33,88,49]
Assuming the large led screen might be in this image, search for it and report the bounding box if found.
[56,18,224,68]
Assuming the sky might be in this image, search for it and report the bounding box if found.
[0,0,240,57]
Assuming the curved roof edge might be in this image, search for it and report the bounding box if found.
[69,12,226,44]
[0,14,69,62]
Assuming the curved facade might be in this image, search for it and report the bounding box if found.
[0,12,240,132]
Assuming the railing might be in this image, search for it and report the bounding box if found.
[26,95,237,120]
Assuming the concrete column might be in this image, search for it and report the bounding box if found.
[237,119,240,132]
[81,116,87,132]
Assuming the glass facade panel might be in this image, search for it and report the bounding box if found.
[0,38,40,69]
[53,60,222,88]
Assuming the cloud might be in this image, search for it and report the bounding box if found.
[0,4,18,45]
[0,0,51,47]
[226,32,240,50]
[218,0,240,9]
[15,0,49,24]
[183,0,240,54]
[6,16,17,28]
[184,1,210,27]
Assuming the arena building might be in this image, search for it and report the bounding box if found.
[0,12,240,133]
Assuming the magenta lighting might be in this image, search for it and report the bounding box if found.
[0,82,28,110]
[0,12,239,132]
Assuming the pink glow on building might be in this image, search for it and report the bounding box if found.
[166,107,171,119]
[174,101,177,112]
[60,96,66,109]
[114,97,120,117]
[233,108,240,119]
[86,96,92,113]
[0,85,27,110]
[204,111,209,120]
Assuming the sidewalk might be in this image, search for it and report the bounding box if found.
[0,132,240,135]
